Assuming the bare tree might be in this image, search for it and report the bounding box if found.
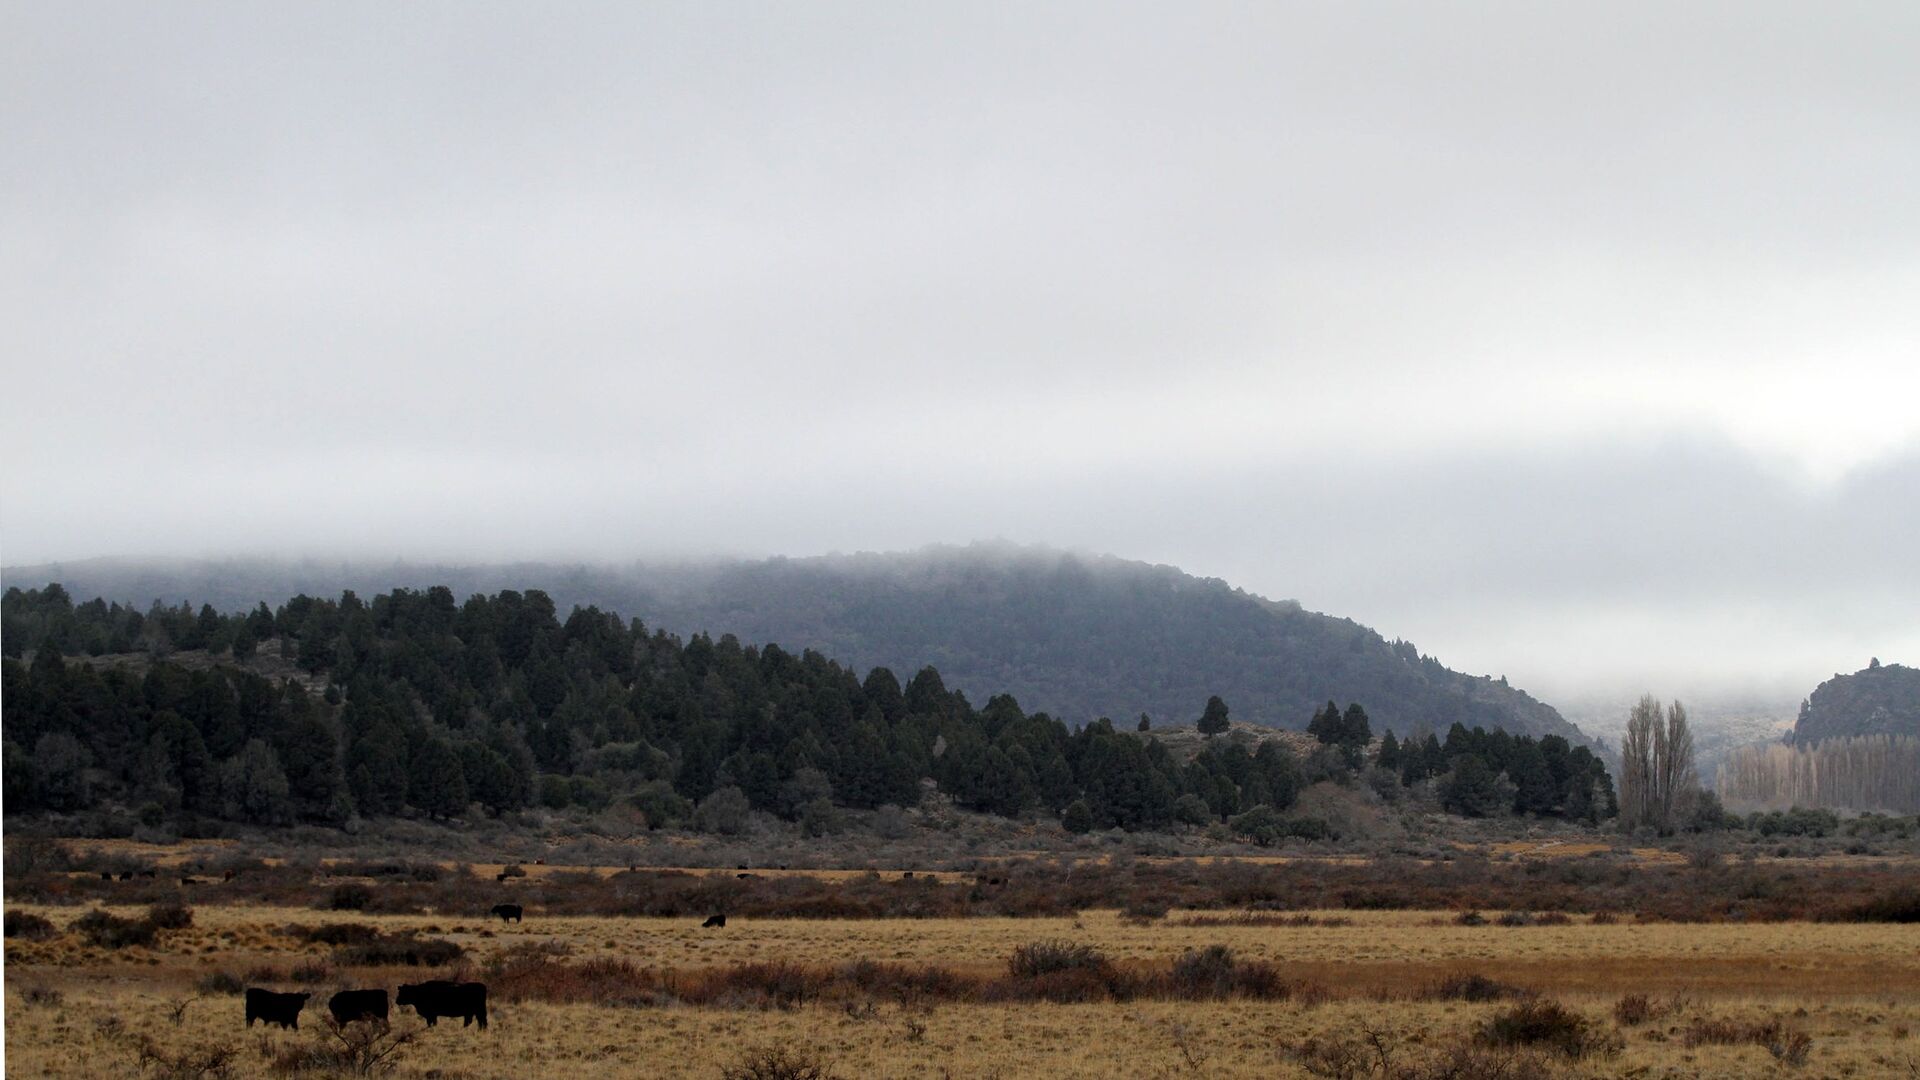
[1654,700,1695,830]
[1618,695,1658,831]
[1619,696,1695,833]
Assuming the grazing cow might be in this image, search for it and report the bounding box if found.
[328,988,390,1027]
[495,872,511,883]
[902,872,914,879]
[245,988,311,1029]
[100,871,114,881]
[737,864,749,870]
[180,876,200,886]
[396,981,488,1029]
[118,871,134,881]
[490,904,522,923]
[701,914,726,928]
[735,873,757,880]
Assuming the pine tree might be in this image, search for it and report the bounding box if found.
[410,738,469,819]
[1061,798,1094,834]
[1198,695,1230,736]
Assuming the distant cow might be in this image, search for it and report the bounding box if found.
[490,904,522,923]
[701,914,726,928]
[396,981,487,1029]
[902,872,914,879]
[138,869,157,879]
[180,876,200,886]
[735,873,757,880]
[223,869,236,882]
[495,872,511,883]
[245,988,311,1029]
[328,989,390,1027]
[118,871,134,881]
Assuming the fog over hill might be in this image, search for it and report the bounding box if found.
[3,544,1590,746]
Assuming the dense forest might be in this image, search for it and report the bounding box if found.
[2,545,1591,744]
[1788,658,1920,745]
[2,583,1613,834]
[1716,734,1920,815]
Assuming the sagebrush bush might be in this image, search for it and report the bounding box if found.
[333,931,464,967]
[719,1046,839,1080]
[72,908,157,949]
[145,902,193,931]
[1479,999,1620,1060]
[1421,973,1527,1002]
[1007,940,1107,979]
[4,910,57,940]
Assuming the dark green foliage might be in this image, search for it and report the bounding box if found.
[1440,755,1506,817]
[1198,695,1230,736]
[0,549,1592,743]
[1060,798,1094,834]
[0,580,1611,832]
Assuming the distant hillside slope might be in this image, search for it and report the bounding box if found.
[3,544,1588,743]
[1790,659,1920,745]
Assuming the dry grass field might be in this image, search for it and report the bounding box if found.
[9,837,1920,1078]
[7,897,1920,1078]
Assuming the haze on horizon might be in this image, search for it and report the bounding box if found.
[4,3,1917,711]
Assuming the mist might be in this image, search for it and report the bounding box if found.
[5,3,1918,713]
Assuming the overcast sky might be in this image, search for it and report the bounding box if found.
[4,2,1916,707]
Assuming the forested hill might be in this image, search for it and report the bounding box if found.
[1,545,1587,744]
[1790,659,1920,745]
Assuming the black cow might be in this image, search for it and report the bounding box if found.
[180,876,200,886]
[735,873,757,880]
[396,981,487,1029]
[494,872,511,883]
[138,869,157,879]
[701,914,726,928]
[490,904,522,923]
[328,989,389,1027]
[245,988,310,1029]
[99,871,113,881]
[118,871,134,881]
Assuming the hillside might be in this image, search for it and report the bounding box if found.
[2,544,1589,743]
[1789,659,1920,745]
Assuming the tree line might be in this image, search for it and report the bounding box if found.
[3,583,1616,833]
[1716,734,1920,815]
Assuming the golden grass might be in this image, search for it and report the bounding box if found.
[7,986,1920,1079]
[9,896,1920,1077]
[10,904,1920,997]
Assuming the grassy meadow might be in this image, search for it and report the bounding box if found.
[7,841,1920,1078]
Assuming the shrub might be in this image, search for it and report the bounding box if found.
[1613,993,1657,1026]
[1683,1013,1809,1064]
[1496,911,1536,927]
[73,908,158,949]
[1422,973,1526,1002]
[719,1046,839,1080]
[334,932,465,967]
[1479,999,1620,1059]
[196,971,245,996]
[292,922,380,946]
[5,910,57,940]
[146,902,194,931]
[1846,887,1920,923]
[1455,910,1488,926]
[21,985,64,1007]
[1169,945,1238,999]
[1007,940,1108,979]
[327,884,373,911]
